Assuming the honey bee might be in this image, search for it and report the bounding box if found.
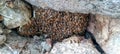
[19,7,105,54]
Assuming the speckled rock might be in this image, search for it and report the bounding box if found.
[25,0,120,18]
[50,39,100,54]
[0,0,31,29]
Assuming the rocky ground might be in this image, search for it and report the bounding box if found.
[0,29,101,54]
[0,0,120,54]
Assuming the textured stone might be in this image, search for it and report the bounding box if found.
[50,39,100,54]
[88,14,111,45]
[88,14,120,45]
[0,0,31,29]
[25,0,120,18]
[88,14,120,54]
[104,32,120,54]
[0,26,3,34]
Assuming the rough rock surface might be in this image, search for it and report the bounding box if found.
[25,0,120,18]
[88,14,120,54]
[0,24,6,45]
[50,38,100,54]
[0,33,101,54]
[104,32,120,54]
[88,14,111,45]
[0,24,3,34]
[0,35,6,45]
[88,14,120,45]
[0,0,31,29]
[103,18,120,54]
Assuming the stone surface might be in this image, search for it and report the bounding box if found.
[88,14,120,54]
[103,18,120,54]
[50,39,100,54]
[25,0,120,18]
[104,32,120,54]
[0,25,3,34]
[0,32,101,54]
[88,14,111,45]
[0,0,31,29]
[0,35,6,45]
[88,14,120,46]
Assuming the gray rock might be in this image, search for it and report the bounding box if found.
[0,35,6,45]
[0,48,12,54]
[0,26,3,34]
[104,32,120,54]
[50,39,100,54]
[28,44,41,54]
[3,29,12,35]
[0,0,31,29]
[25,0,120,18]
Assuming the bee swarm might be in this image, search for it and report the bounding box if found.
[19,8,89,41]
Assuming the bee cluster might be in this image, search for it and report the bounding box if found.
[19,8,89,41]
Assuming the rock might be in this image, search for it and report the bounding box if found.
[3,29,12,34]
[0,35,6,45]
[0,25,3,34]
[41,41,52,52]
[0,15,3,21]
[88,14,111,45]
[103,18,120,54]
[0,0,31,29]
[50,39,100,54]
[104,32,120,54]
[0,48,12,54]
[88,14,120,54]
[0,23,12,34]
[25,0,120,18]
[88,14,120,45]
[27,42,42,54]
